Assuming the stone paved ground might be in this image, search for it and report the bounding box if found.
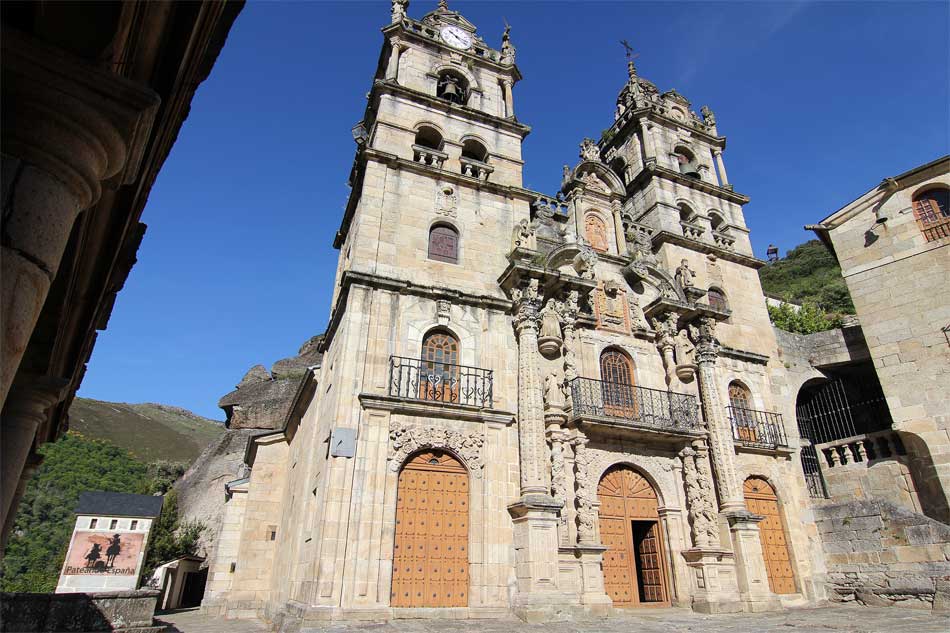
[157,605,949,633]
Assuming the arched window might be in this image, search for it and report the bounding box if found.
[420,330,460,403]
[729,380,756,440]
[437,71,468,105]
[728,381,752,409]
[414,126,443,151]
[709,212,726,233]
[673,147,700,179]
[678,203,696,223]
[912,188,950,242]
[585,213,609,252]
[461,139,488,163]
[707,287,728,312]
[428,224,459,263]
[600,348,637,416]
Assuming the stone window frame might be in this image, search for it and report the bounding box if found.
[707,286,728,312]
[910,185,950,242]
[584,210,611,253]
[427,222,460,264]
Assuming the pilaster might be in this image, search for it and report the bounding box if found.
[724,510,782,612]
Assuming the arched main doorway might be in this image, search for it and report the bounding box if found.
[391,450,469,608]
[597,465,670,607]
[743,477,795,594]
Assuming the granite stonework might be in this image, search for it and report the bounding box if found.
[0,590,162,633]
[188,2,946,629]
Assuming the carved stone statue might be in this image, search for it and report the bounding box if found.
[573,246,598,280]
[701,105,716,128]
[391,0,408,23]
[628,294,648,331]
[579,138,601,162]
[538,299,563,357]
[543,372,565,411]
[652,313,678,386]
[674,329,695,366]
[512,218,534,250]
[562,164,571,186]
[500,24,516,65]
[674,259,696,291]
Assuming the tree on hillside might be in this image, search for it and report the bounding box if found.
[0,433,202,593]
[759,240,855,314]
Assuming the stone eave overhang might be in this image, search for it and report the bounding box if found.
[720,346,770,365]
[333,148,539,249]
[651,230,765,269]
[370,80,531,137]
[601,106,725,154]
[734,443,795,457]
[381,21,522,83]
[319,271,513,353]
[629,164,749,205]
[572,414,706,444]
[497,258,598,299]
[360,393,515,426]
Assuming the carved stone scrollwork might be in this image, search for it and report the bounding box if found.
[511,278,542,333]
[573,439,599,544]
[573,246,598,280]
[679,443,719,548]
[389,422,485,477]
[556,290,581,385]
[691,316,720,365]
[579,137,601,162]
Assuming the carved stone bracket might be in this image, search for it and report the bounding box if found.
[388,422,485,477]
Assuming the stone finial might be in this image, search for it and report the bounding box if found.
[579,138,601,162]
[501,23,516,65]
[391,0,408,23]
[438,0,448,9]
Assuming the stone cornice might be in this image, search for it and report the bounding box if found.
[359,393,515,426]
[629,164,749,205]
[319,270,512,352]
[720,346,771,365]
[651,230,765,269]
[603,106,726,154]
[370,80,531,137]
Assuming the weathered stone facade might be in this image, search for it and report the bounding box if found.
[195,2,911,626]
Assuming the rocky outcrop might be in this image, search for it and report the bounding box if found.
[815,499,950,612]
[176,335,323,563]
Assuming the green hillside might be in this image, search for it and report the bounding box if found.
[69,398,224,463]
[759,240,855,314]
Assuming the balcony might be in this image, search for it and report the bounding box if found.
[727,406,788,449]
[569,377,700,435]
[460,156,493,181]
[411,144,447,169]
[388,355,493,408]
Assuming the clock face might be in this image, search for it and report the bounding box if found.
[441,26,472,50]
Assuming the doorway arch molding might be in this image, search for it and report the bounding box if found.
[388,421,485,477]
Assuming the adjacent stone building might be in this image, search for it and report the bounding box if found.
[199,3,832,625]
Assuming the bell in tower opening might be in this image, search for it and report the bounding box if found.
[437,71,468,105]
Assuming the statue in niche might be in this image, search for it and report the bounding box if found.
[391,0,408,23]
[674,328,697,383]
[544,372,565,411]
[674,259,696,291]
[512,218,534,250]
[628,294,648,331]
[538,299,563,357]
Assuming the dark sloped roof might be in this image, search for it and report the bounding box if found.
[75,491,164,518]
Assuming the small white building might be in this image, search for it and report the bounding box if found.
[56,491,164,594]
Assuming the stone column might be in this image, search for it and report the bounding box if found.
[641,123,657,164]
[0,376,68,548]
[1,31,159,406]
[385,39,403,81]
[547,428,569,546]
[508,278,563,622]
[571,437,612,615]
[692,318,743,511]
[713,149,729,186]
[501,79,515,118]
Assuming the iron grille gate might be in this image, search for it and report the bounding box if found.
[795,378,892,498]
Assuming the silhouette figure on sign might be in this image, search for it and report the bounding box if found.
[106,534,123,567]
[84,543,103,568]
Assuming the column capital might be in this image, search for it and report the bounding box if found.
[512,277,542,333]
[2,28,159,209]
[692,316,720,364]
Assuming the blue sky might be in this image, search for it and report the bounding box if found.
[78,1,949,419]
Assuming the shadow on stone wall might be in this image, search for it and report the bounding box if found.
[0,590,159,632]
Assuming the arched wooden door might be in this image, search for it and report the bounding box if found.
[743,477,796,594]
[391,450,469,608]
[598,465,670,607]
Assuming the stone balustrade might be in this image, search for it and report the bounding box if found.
[411,144,447,168]
[460,156,493,181]
[712,231,736,251]
[680,220,705,240]
[817,430,906,468]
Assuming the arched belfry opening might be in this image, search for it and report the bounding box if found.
[597,464,670,607]
[392,450,470,608]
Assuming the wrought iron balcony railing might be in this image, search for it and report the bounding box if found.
[727,406,788,449]
[389,355,493,408]
[569,377,700,432]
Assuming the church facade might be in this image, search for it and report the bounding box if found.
[202,2,828,624]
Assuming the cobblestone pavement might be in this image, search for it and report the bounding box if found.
[156,605,949,633]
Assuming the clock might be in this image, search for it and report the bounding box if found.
[440,26,472,50]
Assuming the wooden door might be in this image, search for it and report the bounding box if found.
[392,451,469,608]
[743,477,796,595]
[598,465,670,607]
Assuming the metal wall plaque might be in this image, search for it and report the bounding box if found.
[329,427,357,458]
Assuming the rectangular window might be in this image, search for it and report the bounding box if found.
[89,518,98,529]
[130,520,138,530]
[110,519,118,530]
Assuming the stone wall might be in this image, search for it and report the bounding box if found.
[0,590,161,632]
[814,499,950,611]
